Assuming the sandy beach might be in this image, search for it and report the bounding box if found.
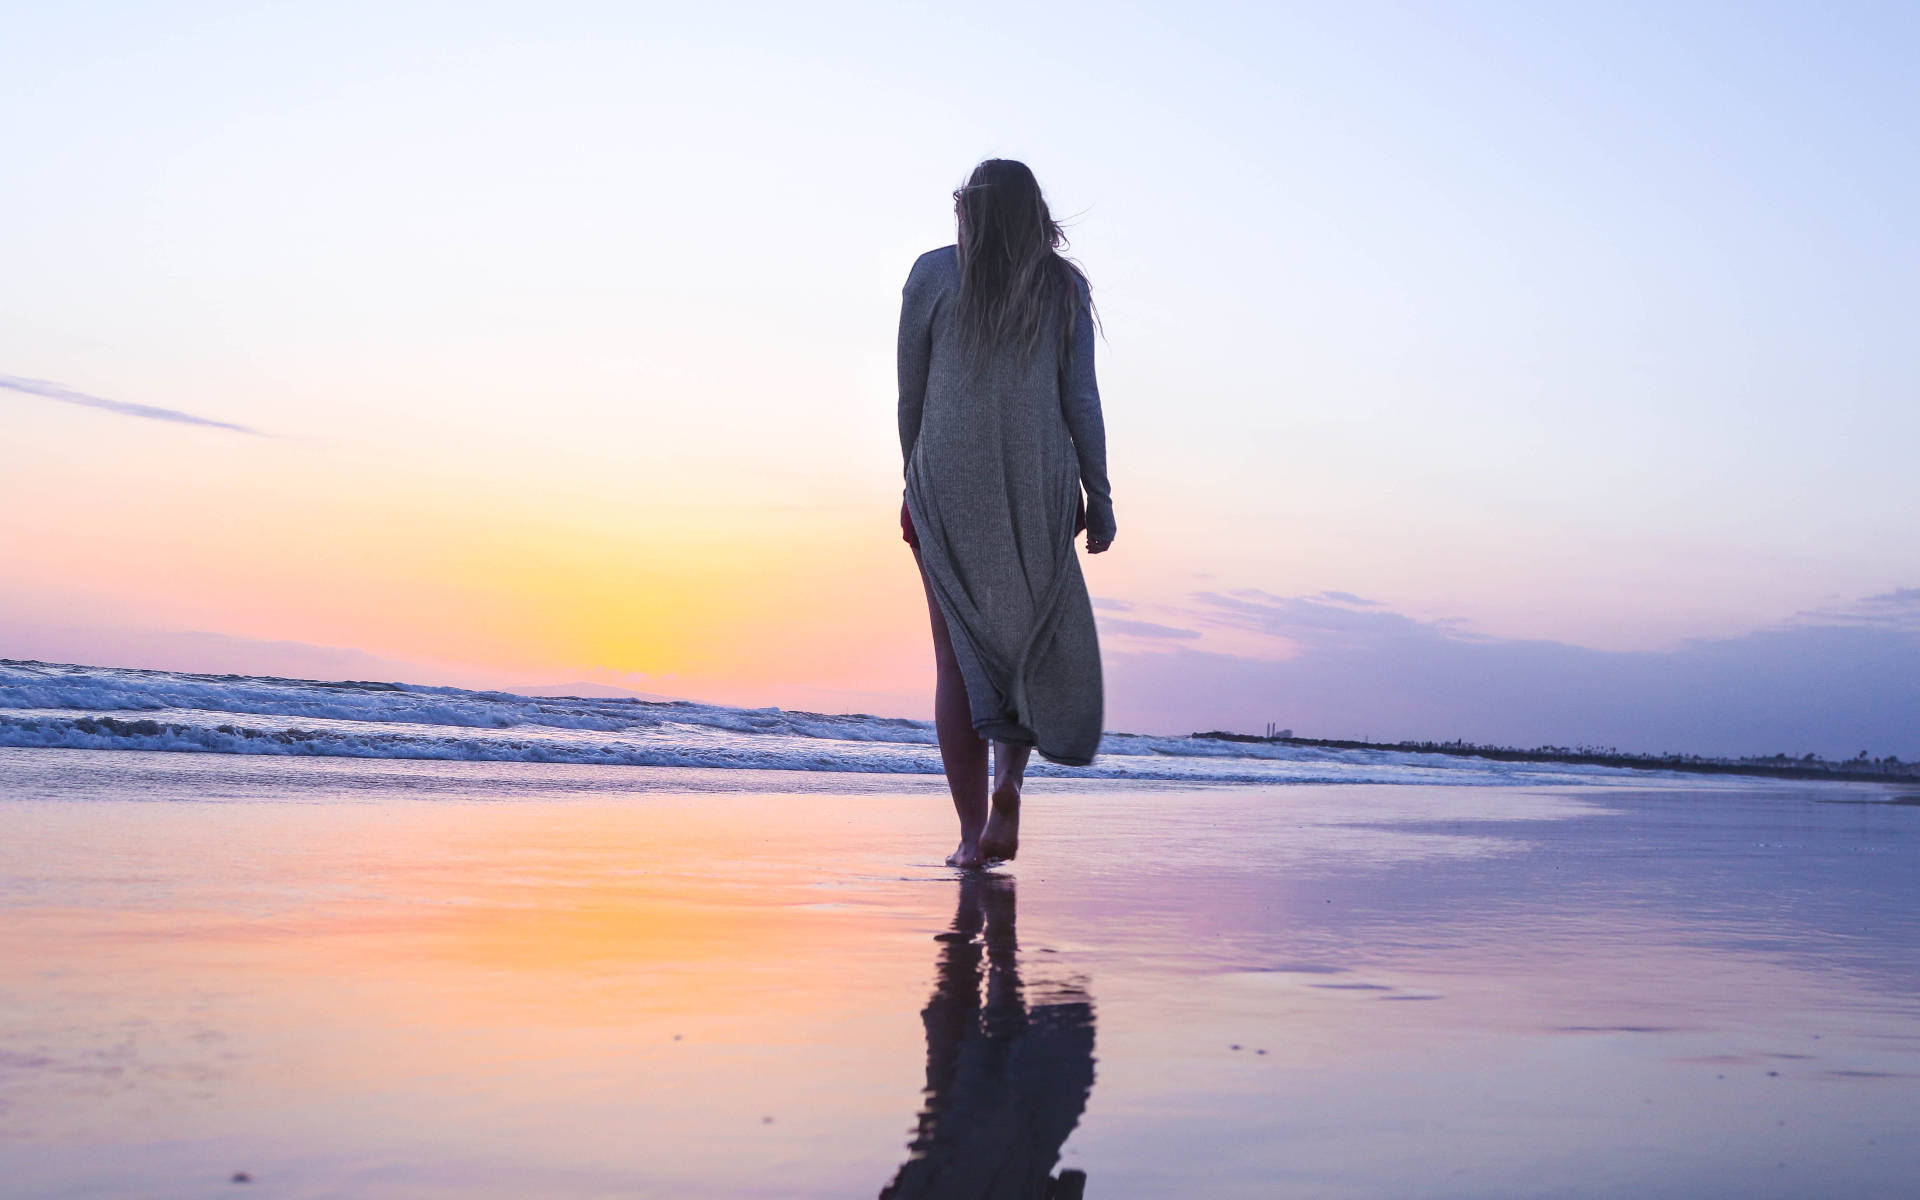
[3,747,1915,1198]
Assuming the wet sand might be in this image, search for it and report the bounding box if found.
[2,748,1917,1198]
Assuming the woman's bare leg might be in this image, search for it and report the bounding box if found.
[914,547,989,867]
[980,742,1029,861]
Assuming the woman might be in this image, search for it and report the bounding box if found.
[898,158,1115,870]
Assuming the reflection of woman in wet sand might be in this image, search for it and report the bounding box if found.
[882,875,1095,1199]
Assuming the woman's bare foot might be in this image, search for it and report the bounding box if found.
[982,740,1030,861]
[980,783,1020,861]
[945,839,986,869]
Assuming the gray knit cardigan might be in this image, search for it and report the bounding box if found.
[898,245,1113,766]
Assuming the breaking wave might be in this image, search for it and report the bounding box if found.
[0,659,1677,787]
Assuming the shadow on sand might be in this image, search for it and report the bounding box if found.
[881,873,1096,1199]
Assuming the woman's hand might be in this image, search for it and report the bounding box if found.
[1084,502,1115,555]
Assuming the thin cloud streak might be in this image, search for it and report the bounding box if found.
[1,374,264,435]
[1792,587,1920,634]
[1099,617,1200,640]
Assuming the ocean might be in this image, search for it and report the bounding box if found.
[0,658,1752,788]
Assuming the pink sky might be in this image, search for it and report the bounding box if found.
[4,4,1917,756]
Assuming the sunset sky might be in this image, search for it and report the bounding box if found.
[5,2,1917,754]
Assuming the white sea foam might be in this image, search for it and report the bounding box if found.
[0,659,1710,787]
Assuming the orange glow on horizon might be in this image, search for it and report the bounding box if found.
[2,415,933,698]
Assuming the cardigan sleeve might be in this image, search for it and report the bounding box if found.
[896,255,936,473]
[1061,279,1114,542]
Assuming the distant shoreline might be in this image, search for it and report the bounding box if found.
[1190,731,1920,783]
